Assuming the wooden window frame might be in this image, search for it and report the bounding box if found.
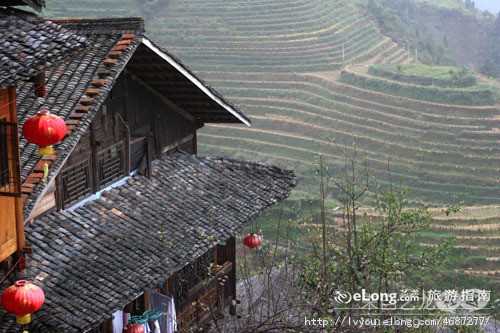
[96,141,127,188]
[59,157,93,207]
[0,118,21,196]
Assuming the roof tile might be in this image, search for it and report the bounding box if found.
[0,152,294,332]
[0,8,86,87]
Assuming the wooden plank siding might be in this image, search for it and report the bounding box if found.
[165,237,237,332]
[56,70,199,209]
[89,238,236,333]
[0,87,24,262]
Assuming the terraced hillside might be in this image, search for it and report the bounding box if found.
[153,1,500,206]
[46,0,500,207]
[45,0,500,304]
[369,205,500,291]
[297,208,500,294]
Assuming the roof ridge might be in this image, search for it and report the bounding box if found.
[51,17,145,34]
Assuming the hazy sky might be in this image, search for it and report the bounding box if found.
[474,0,500,14]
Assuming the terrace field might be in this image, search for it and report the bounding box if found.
[127,0,499,207]
[46,0,500,304]
[46,1,500,207]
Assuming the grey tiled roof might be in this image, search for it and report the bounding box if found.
[0,152,295,333]
[17,17,144,218]
[0,8,86,87]
[17,16,251,220]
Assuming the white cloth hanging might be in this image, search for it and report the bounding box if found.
[166,296,177,333]
[144,322,151,333]
[112,310,124,333]
[152,320,161,333]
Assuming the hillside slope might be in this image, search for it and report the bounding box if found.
[45,0,500,206]
[362,0,496,71]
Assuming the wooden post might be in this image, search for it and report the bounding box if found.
[14,197,24,251]
[102,318,113,333]
[89,123,99,193]
[10,87,24,252]
[55,173,64,211]
[146,132,153,178]
[116,113,131,175]
[192,131,197,155]
[144,290,151,311]
[122,71,129,123]
[228,237,236,300]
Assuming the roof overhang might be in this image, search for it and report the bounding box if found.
[133,37,251,126]
[2,0,45,12]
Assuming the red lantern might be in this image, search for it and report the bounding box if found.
[23,107,67,156]
[1,280,45,325]
[243,233,262,249]
[125,323,145,333]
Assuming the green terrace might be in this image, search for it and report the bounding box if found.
[38,0,500,324]
[369,64,478,87]
[45,0,500,258]
[341,66,498,106]
[194,70,500,204]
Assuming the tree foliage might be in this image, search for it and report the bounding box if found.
[296,154,454,330]
[481,13,500,78]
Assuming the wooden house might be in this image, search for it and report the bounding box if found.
[0,1,85,264]
[0,2,295,333]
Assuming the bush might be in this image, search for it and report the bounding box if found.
[369,64,477,88]
[340,71,496,106]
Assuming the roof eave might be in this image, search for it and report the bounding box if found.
[2,0,45,12]
[141,37,251,127]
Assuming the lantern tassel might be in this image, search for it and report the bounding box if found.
[43,162,49,182]
[16,314,31,325]
[39,146,55,157]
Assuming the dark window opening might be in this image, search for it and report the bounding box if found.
[60,141,127,208]
[0,119,8,187]
[97,141,126,188]
[0,119,20,196]
[60,158,92,207]
[174,250,214,310]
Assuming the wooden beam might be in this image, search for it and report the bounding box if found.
[161,133,195,154]
[89,123,99,193]
[7,87,25,254]
[137,81,195,88]
[142,38,251,127]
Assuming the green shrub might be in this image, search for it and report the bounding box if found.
[369,64,478,88]
[341,71,496,106]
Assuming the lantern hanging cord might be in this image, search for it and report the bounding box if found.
[0,256,24,286]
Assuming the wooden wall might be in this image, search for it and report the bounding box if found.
[0,194,19,262]
[114,71,199,154]
[0,87,23,262]
[56,70,200,209]
[165,237,237,332]
[90,239,236,333]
